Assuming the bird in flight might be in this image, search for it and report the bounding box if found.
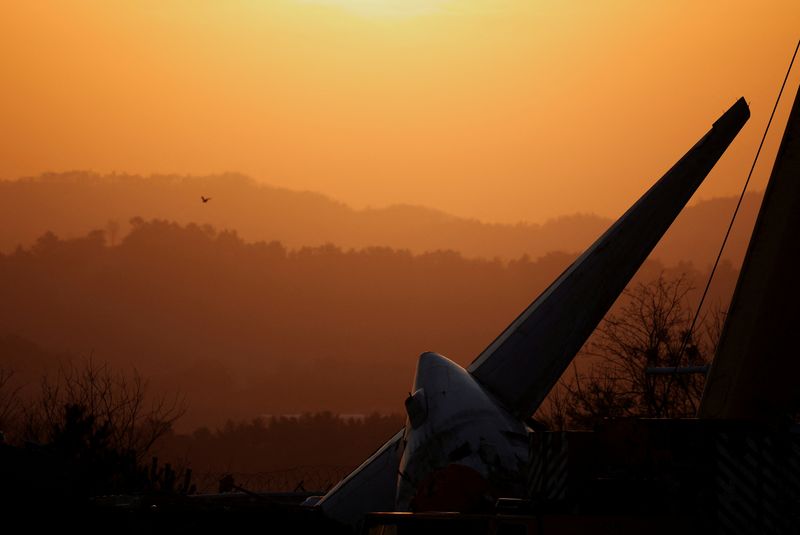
[201,196,211,203]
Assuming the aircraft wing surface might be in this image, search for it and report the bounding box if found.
[317,429,404,526]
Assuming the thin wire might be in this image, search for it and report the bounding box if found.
[677,39,800,368]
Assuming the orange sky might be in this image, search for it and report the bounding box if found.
[1,0,798,223]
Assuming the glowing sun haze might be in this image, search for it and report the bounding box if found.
[298,0,452,18]
[0,0,798,223]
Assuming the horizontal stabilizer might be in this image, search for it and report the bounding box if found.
[468,98,750,418]
[317,429,404,526]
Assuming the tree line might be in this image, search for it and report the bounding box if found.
[0,172,761,267]
[0,273,726,496]
[0,219,738,429]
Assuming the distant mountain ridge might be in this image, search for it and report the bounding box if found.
[0,172,761,266]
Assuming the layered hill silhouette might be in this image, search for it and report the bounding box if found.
[0,172,761,267]
[0,172,754,430]
[0,219,739,430]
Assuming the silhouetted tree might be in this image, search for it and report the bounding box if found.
[24,359,184,457]
[19,359,186,496]
[538,274,724,429]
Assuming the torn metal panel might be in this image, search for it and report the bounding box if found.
[396,352,529,512]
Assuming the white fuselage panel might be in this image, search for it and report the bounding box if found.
[396,352,529,510]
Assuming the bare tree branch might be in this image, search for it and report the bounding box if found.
[537,273,724,429]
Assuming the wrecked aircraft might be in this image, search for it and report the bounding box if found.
[316,97,751,527]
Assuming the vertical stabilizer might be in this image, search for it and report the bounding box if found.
[317,98,750,527]
[700,85,800,423]
[469,98,750,418]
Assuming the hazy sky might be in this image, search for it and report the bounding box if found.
[1,0,798,222]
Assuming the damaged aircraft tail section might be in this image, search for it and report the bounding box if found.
[318,97,750,528]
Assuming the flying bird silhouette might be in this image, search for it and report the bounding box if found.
[201,196,211,203]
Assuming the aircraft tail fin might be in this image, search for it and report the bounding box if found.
[700,83,800,422]
[468,98,750,418]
